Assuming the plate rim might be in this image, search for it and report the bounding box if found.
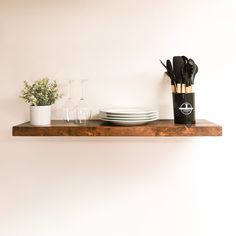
[99,115,159,121]
[100,108,159,115]
[99,116,159,123]
[99,112,159,118]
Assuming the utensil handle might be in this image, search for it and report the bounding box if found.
[176,84,181,93]
[190,85,193,93]
[171,85,176,93]
[186,86,190,93]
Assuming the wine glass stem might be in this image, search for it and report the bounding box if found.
[81,81,84,100]
[68,80,74,99]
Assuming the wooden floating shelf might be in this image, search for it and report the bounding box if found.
[12,119,222,137]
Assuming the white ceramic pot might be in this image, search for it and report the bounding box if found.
[30,105,51,126]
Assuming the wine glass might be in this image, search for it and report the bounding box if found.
[63,80,76,122]
[76,79,91,124]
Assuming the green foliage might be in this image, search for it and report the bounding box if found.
[20,77,62,106]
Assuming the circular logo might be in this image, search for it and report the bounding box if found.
[179,102,193,115]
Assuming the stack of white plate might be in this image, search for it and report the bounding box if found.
[99,108,159,125]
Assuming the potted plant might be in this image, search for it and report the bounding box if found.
[20,77,62,126]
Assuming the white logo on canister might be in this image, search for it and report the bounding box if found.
[179,102,193,115]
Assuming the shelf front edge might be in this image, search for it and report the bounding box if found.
[12,120,222,137]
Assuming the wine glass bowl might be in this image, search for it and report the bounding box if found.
[63,97,76,122]
[75,79,91,124]
[76,99,91,124]
[62,80,77,123]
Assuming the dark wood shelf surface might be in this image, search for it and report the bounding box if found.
[12,119,222,137]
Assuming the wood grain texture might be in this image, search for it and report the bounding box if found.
[12,120,222,136]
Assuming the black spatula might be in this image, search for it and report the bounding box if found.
[173,56,185,93]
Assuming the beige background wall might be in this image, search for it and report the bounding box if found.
[0,1,235,236]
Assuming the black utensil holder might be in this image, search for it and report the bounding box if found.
[172,93,195,124]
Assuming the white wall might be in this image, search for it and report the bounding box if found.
[0,1,235,236]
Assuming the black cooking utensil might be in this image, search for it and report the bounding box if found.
[187,58,198,92]
[189,59,198,84]
[166,59,176,93]
[181,56,189,93]
[160,59,175,92]
[173,56,185,93]
[181,68,189,93]
[160,60,168,70]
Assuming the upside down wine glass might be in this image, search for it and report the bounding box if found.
[76,79,91,124]
[63,80,76,122]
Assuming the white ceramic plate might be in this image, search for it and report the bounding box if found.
[99,115,159,121]
[99,111,159,118]
[100,108,158,115]
[100,116,159,126]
